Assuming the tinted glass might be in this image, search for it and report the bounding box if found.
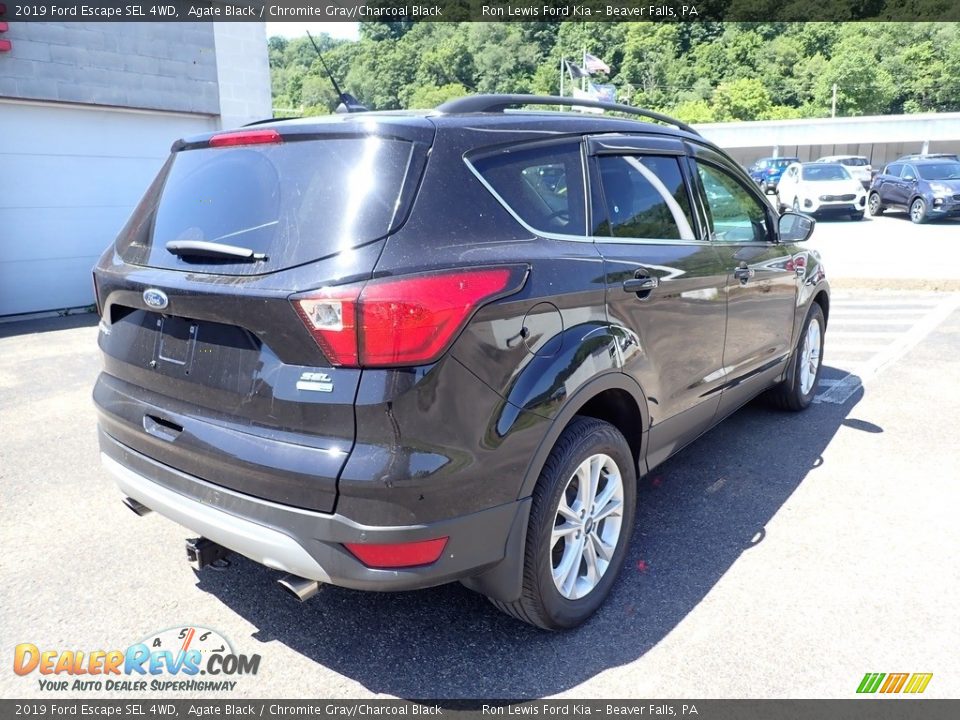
[885,163,904,176]
[472,142,585,235]
[802,165,852,181]
[917,163,960,180]
[694,161,770,244]
[117,137,418,275]
[596,155,694,240]
[840,157,869,166]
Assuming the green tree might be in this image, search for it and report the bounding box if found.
[713,78,772,121]
[405,83,470,109]
[815,42,895,116]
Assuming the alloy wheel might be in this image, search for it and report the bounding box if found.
[911,198,925,223]
[799,318,822,396]
[551,453,625,600]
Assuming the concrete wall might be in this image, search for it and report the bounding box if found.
[0,22,220,114]
[212,23,273,129]
[695,113,960,168]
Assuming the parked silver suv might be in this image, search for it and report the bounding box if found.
[815,155,872,189]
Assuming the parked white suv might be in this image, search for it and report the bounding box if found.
[778,162,867,221]
[815,155,872,189]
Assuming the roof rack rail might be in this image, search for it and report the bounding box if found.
[243,116,300,127]
[436,94,701,137]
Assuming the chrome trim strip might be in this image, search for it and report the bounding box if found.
[102,453,332,582]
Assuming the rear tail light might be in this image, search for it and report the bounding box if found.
[209,129,282,148]
[344,538,448,569]
[292,267,525,367]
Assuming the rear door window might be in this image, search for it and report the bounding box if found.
[595,155,695,240]
[117,137,423,275]
[885,163,904,177]
[469,142,586,236]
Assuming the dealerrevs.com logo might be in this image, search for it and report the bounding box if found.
[13,626,261,692]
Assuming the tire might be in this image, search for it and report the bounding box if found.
[768,303,825,412]
[850,212,864,221]
[868,192,884,216]
[490,417,637,630]
[910,197,928,224]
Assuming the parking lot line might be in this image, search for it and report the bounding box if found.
[828,318,917,326]
[827,344,897,354]
[816,294,960,405]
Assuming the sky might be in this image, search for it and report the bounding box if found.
[265,22,360,41]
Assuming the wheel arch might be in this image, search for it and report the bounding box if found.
[463,373,648,605]
[517,372,649,500]
[813,288,830,327]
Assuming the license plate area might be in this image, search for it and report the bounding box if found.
[156,316,198,370]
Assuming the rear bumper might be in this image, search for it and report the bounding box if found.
[100,430,529,592]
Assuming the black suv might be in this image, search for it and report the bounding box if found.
[94,95,829,630]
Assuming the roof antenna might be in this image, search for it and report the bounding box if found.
[305,31,368,114]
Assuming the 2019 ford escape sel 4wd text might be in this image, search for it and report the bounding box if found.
[93,95,829,630]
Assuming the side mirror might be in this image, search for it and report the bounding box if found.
[778,211,815,243]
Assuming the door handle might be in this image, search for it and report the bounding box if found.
[733,264,755,283]
[622,276,659,293]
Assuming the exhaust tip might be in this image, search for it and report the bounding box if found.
[123,497,152,517]
[278,574,321,602]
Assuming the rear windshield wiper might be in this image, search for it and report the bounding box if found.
[165,240,266,261]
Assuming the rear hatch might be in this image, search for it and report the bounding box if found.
[94,118,434,512]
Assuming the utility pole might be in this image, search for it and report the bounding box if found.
[831,83,837,118]
[559,56,564,99]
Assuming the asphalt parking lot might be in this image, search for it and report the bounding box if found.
[1,214,958,700]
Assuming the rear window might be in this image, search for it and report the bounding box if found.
[117,137,421,275]
[469,142,586,236]
[839,157,868,166]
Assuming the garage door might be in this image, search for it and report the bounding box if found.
[0,101,217,317]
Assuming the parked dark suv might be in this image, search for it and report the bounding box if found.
[93,95,829,629]
[868,158,960,223]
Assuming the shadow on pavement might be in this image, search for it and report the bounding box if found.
[193,369,865,699]
[0,311,98,339]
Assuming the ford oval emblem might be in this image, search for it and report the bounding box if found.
[143,288,169,310]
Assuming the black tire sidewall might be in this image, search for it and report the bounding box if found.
[530,420,637,629]
[791,304,826,408]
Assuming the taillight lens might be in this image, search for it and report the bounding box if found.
[344,538,448,569]
[293,267,524,367]
[209,129,282,148]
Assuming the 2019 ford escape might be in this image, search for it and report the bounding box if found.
[93,95,829,630]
